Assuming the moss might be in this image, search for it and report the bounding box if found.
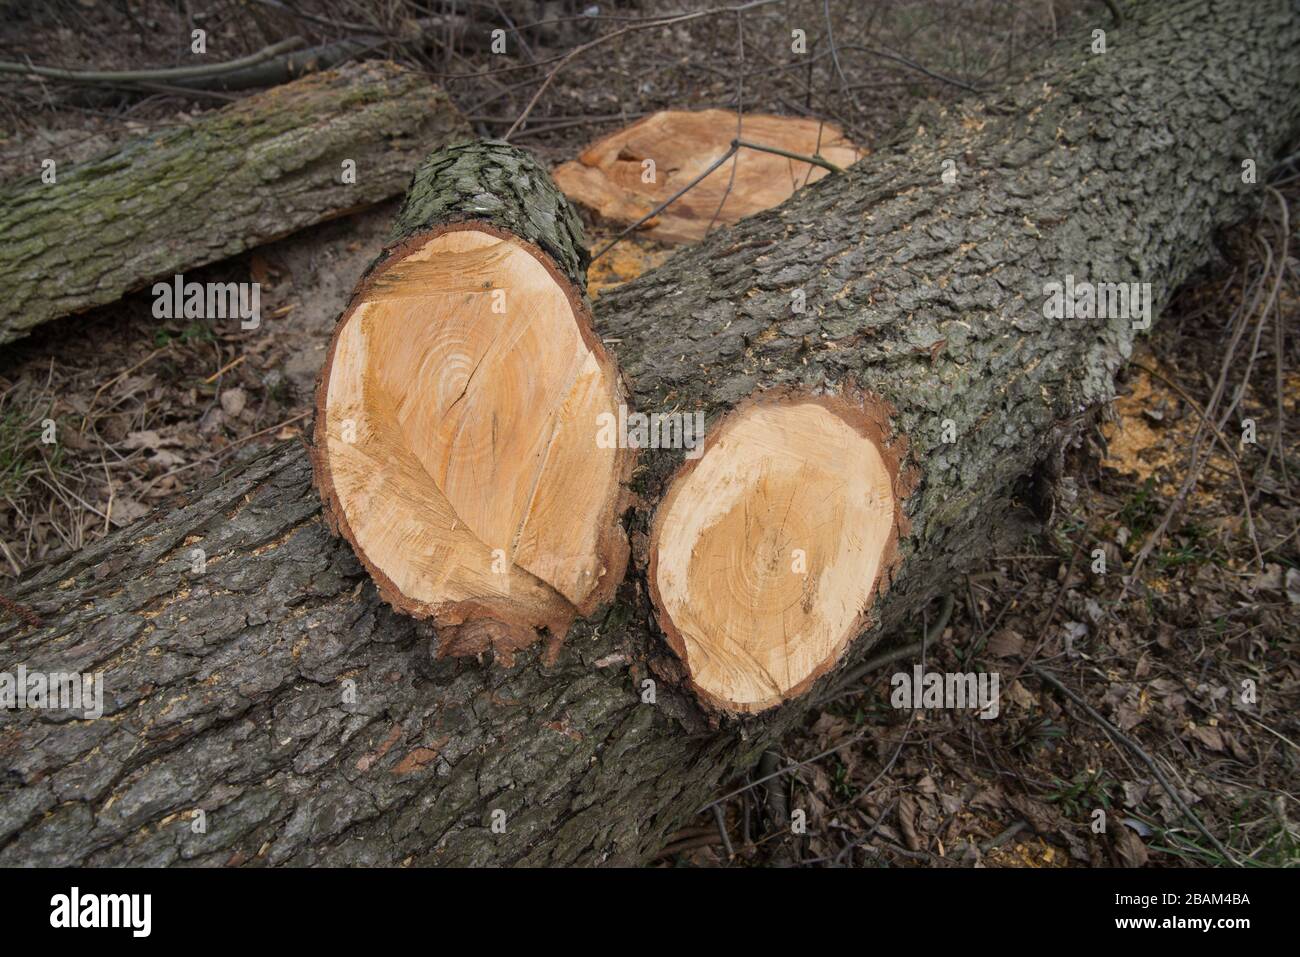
[0,63,469,344]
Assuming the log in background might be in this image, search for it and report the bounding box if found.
[0,61,469,345]
[1,0,1298,865]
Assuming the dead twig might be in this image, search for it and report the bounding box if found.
[82,345,171,430]
[0,37,305,84]
[502,0,784,141]
[822,0,862,116]
[136,410,310,498]
[1123,228,1277,592]
[204,355,247,384]
[735,138,845,174]
[1133,362,1264,568]
[590,143,738,261]
[821,592,953,702]
[590,136,841,263]
[711,804,735,859]
[703,11,747,239]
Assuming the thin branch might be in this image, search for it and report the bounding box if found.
[1133,362,1264,569]
[0,37,305,84]
[590,143,738,261]
[1027,662,1239,866]
[735,138,845,174]
[711,804,735,859]
[821,593,953,702]
[702,595,951,813]
[703,12,747,239]
[502,0,785,140]
[590,134,845,262]
[1123,245,1273,591]
[837,43,982,93]
[822,0,862,114]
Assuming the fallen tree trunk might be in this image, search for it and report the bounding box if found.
[2,0,1298,866]
[0,61,470,345]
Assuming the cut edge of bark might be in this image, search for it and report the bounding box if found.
[647,384,916,713]
[311,220,634,663]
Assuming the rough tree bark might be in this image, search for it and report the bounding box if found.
[2,0,1298,866]
[0,61,470,345]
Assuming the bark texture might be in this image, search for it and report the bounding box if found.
[387,140,592,289]
[2,0,1298,866]
[0,61,471,345]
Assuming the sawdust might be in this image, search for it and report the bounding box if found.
[985,839,1071,868]
[1100,353,1234,501]
[585,229,672,299]
[1101,362,1179,485]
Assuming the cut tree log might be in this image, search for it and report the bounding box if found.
[0,61,470,345]
[552,110,863,243]
[312,143,632,661]
[2,0,1298,866]
[647,388,912,713]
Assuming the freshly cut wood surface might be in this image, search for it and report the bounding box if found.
[315,220,629,660]
[649,390,909,712]
[553,110,863,243]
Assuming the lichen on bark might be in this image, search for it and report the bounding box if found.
[0,61,470,345]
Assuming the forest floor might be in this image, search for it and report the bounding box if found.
[663,205,1300,868]
[0,0,1295,867]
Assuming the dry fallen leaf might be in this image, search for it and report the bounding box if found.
[220,387,248,418]
[1188,723,1225,752]
[987,628,1025,658]
[1114,825,1149,867]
